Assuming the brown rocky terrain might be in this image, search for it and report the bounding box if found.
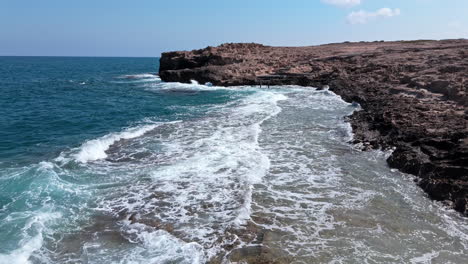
[159,40,468,216]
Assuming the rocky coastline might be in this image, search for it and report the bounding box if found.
[159,40,468,216]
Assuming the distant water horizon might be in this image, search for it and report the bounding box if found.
[0,57,467,263]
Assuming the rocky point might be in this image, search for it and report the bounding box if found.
[159,40,468,216]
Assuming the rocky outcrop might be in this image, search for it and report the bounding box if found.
[159,40,468,216]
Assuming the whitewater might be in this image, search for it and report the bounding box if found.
[0,57,467,264]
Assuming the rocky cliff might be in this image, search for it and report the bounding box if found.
[159,40,468,216]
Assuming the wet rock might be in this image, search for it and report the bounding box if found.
[227,245,293,264]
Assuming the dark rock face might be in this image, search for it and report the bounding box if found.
[159,40,468,216]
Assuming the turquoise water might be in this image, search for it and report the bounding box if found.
[0,57,234,166]
[0,57,251,263]
[1,57,467,263]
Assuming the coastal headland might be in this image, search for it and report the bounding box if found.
[158,40,468,216]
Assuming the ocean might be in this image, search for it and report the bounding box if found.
[0,57,467,263]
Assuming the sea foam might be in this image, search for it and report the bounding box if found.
[74,124,158,163]
[91,88,288,260]
[113,73,161,84]
[0,210,61,264]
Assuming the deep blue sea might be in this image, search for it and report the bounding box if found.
[0,57,467,264]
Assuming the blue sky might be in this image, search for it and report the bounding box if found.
[1,0,467,57]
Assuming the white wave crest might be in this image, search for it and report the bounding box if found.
[144,79,230,92]
[114,73,161,84]
[120,73,160,79]
[0,210,61,264]
[75,124,158,163]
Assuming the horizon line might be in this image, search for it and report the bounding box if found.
[0,55,161,58]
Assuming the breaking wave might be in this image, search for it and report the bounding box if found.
[3,68,467,263]
[74,124,159,163]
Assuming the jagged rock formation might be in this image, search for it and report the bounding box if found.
[159,40,468,216]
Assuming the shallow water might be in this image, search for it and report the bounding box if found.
[0,57,467,264]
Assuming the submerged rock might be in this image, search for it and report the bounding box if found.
[159,39,468,216]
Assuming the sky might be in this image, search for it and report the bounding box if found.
[1,0,467,57]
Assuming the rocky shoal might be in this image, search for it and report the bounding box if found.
[159,40,468,216]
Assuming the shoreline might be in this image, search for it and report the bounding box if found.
[158,40,468,216]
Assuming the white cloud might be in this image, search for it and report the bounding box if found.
[347,8,401,24]
[322,0,361,8]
